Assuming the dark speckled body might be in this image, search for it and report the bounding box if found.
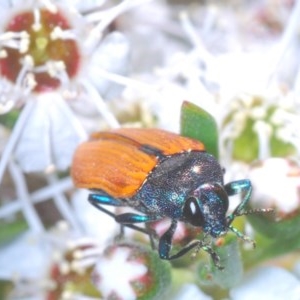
[131,151,223,219]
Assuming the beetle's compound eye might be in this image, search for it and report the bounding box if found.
[183,196,205,227]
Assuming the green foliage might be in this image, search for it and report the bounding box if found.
[245,212,300,266]
[180,101,219,159]
[0,280,13,300]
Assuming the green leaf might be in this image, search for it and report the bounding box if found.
[180,101,219,159]
[243,212,300,265]
[244,235,300,269]
[197,237,243,289]
[211,238,243,289]
[247,212,300,240]
[0,280,14,299]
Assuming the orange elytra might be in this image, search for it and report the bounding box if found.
[71,128,205,198]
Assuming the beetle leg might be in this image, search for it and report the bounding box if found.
[225,180,273,247]
[191,242,223,270]
[225,180,273,225]
[228,225,256,248]
[158,220,177,260]
[224,179,252,225]
[115,213,160,249]
[89,193,122,217]
[115,212,159,224]
[88,193,151,236]
[145,222,159,250]
[159,220,223,268]
[159,220,198,260]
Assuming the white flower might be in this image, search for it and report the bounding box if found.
[71,189,119,247]
[249,158,300,217]
[0,0,150,178]
[230,266,300,300]
[0,0,150,281]
[92,247,147,299]
[0,221,105,299]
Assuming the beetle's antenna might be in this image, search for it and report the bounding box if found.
[226,207,273,248]
[226,207,274,226]
[234,207,274,217]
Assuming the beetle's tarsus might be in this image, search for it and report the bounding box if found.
[245,236,256,249]
[113,225,125,242]
[189,240,224,270]
[212,254,223,270]
[202,243,223,270]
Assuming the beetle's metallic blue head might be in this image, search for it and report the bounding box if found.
[183,183,229,237]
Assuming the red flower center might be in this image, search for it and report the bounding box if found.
[0,8,81,92]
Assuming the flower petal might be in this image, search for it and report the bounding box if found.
[14,93,86,172]
[230,266,300,300]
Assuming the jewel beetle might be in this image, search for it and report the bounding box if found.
[71,128,268,267]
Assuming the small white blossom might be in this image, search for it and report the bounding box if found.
[92,247,147,299]
[249,158,300,216]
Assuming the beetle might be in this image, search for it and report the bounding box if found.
[71,128,268,268]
